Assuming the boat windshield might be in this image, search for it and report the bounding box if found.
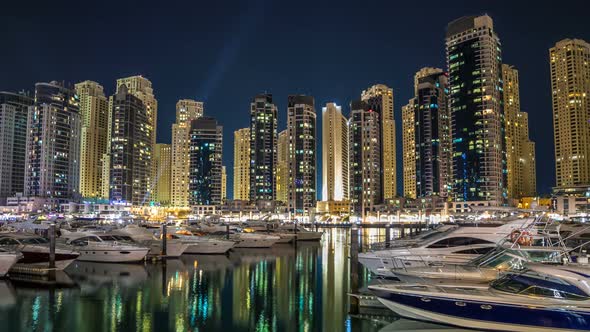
[408,227,458,248]
[99,235,134,242]
[491,272,589,300]
[469,247,564,267]
[20,237,49,245]
[523,250,563,263]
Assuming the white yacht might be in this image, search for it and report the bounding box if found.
[65,233,149,263]
[393,245,566,284]
[0,233,79,271]
[359,218,535,277]
[370,264,590,331]
[172,228,235,254]
[114,225,189,257]
[230,233,281,248]
[0,249,22,277]
[276,224,323,241]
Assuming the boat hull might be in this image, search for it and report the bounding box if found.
[371,287,590,332]
[16,248,79,271]
[146,241,188,258]
[0,254,20,277]
[76,248,149,263]
[184,240,234,254]
[295,232,323,241]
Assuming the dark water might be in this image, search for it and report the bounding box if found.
[0,228,407,332]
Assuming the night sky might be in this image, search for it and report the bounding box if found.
[2,0,589,197]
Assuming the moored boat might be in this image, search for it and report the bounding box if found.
[64,233,149,263]
[370,264,590,331]
[0,233,79,271]
[0,249,22,277]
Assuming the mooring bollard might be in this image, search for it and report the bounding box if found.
[49,223,56,269]
[161,223,167,257]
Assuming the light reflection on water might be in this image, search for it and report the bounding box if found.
[0,228,393,332]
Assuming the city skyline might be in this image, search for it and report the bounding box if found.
[2,1,590,197]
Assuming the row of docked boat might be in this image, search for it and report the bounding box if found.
[363,216,590,331]
[0,222,323,278]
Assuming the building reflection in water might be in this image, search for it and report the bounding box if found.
[0,229,383,332]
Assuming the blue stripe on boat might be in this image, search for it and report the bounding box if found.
[372,288,590,330]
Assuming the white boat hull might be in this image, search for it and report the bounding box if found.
[0,254,20,277]
[146,241,189,258]
[76,248,149,263]
[295,232,323,241]
[377,298,580,332]
[184,240,234,254]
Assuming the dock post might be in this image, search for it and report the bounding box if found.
[401,224,406,238]
[161,224,167,257]
[350,225,359,314]
[49,223,56,269]
[385,225,391,248]
[226,225,230,240]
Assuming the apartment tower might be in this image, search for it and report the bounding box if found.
[322,103,349,201]
[446,15,506,205]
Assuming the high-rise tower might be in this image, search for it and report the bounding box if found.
[249,94,278,202]
[287,95,316,214]
[349,100,381,215]
[503,64,536,198]
[171,99,203,206]
[322,103,349,201]
[550,39,590,188]
[0,91,33,201]
[115,76,157,200]
[413,68,451,197]
[361,84,396,199]
[188,117,223,206]
[154,143,171,205]
[109,85,152,205]
[446,15,506,205]
[402,100,416,199]
[75,81,109,199]
[25,82,81,209]
[233,127,251,200]
[276,129,289,204]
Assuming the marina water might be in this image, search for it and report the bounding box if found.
[0,227,440,332]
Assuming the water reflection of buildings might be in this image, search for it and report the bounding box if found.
[0,229,383,332]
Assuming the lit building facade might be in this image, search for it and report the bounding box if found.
[321,102,348,201]
[361,84,396,199]
[276,129,289,204]
[221,166,227,202]
[0,92,32,201]
[115,76,157,199]
[502,64,536,198]
[171,99,204,206]
[349,100,381,215]
[287,95,316,214]
[402,100,416,199]
[109,84,152,205]
[446,15,506,205]
[188,117,223,206]
[25,82,81,208]
[550,39,590,189]
[249,94,277,202]
[413,68,451,198]
[75,81,109,199]
[154,143,171,205]
[233,127,250,201]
